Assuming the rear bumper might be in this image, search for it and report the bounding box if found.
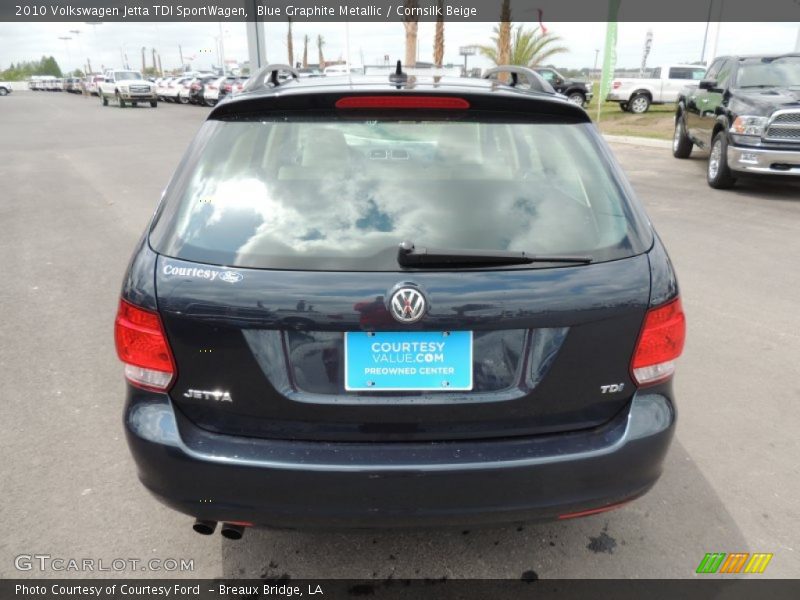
[728,144,800,176]
[124,388,675,529]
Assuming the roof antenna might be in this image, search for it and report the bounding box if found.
[389,60,408,84]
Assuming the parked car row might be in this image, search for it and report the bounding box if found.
[29,76,66,91]
[155,74,250,106]
[28,75,103,93]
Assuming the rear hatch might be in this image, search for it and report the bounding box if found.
[149,93,652,442]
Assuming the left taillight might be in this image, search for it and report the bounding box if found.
[114,299,175,391]
[631,297,686,386]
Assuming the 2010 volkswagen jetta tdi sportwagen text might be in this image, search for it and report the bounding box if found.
[115,65,685,537]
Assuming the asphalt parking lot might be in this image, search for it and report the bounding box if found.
[1,91,799,580]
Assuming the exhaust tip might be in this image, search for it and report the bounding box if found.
[220,523,245,540]
[192,519,217,535]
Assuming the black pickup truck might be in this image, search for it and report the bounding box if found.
[673,54,800,189]
[533,67,593,107]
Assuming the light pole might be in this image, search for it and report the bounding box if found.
[58,36,72,72]
[593,48,600,76]
[69,29,83,74]
[459,45,478,76]
[85,22,102,74]
[218,22,227,74]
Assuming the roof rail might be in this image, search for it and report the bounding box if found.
[482,66,555,94]
[244,64,300,93]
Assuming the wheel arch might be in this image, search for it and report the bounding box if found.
[712,116,730,140]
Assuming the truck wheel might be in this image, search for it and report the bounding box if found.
[707,132,737,189]
[629,94,650,114]
[131,101,138,107]
[150,100,157,108]
[0,88,8,96]
[179,95,189,105]
[567,92,586,106]
[101,93,108,106]
[117,93,126,108]
[672,113,693,159]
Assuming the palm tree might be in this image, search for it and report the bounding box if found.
[286,18,294,66]
[403,0,419,68]
[317,34,325,68]
[480,24,567,68]
[433,0,444,67]
[497,0,511,68]
[302,34,309,68]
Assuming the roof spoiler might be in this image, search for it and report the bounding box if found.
[243,64,300,93]
[483,66,556,94]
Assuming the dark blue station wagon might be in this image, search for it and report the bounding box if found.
[115,65,686,538]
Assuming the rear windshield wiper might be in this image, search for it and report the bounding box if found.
[396,241,592,268]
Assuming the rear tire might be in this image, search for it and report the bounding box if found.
[150,100,157,108]
[672,113,693,159]
[629,94,650,114]
[567,92,586,106]
[707,132,737,189]
[117,93,126,108]
[101,92,108,106]
[0,88,8,96]
[179,95,189,105]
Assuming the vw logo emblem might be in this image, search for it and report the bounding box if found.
[389,287,427,324]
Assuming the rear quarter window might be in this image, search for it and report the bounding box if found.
[668,67,707,80]
[150,114,648,271]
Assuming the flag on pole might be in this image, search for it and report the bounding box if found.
[597,0,620,123]
[537,9,548,34]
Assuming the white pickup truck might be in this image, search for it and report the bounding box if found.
[0,81,12,96]
[606,64,707,113]
[98,69,157,108]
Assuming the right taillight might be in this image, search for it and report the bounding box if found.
[612,81,621,89]
[114,299,175,391]
[631,297,686,386]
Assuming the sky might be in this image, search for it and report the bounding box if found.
[0,21,798,75]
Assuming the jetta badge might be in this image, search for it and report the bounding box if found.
[389,287,427,324]
[183,389,233,403]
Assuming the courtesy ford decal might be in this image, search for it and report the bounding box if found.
[162,264,243,283]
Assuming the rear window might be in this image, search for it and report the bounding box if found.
[668,67,706,80]
[150,115,646,271]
